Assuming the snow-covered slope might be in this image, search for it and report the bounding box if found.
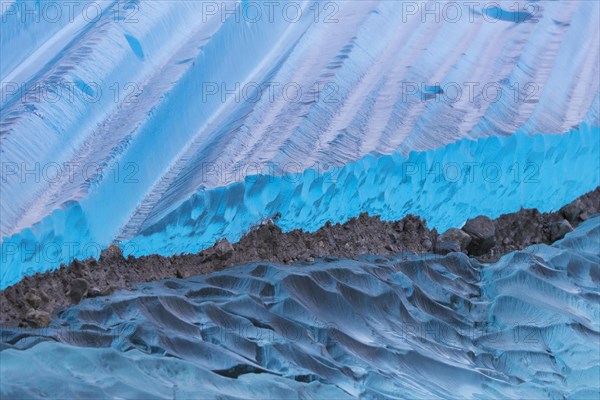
[1,0,599,286]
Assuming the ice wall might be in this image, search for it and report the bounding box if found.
[124,124,600,257]
[2,125,599,288]
[2,1,599,238]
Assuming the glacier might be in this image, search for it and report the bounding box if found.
[1,0,600,286]
[2,216,599,399]
[2,125,600,288]
[2,0,600,398]
[0,0,600,399]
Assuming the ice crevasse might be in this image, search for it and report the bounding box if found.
[1,0,599,288]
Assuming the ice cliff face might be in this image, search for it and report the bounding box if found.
[1,0,599,286]
[2,124,598,288]
[2,216,599,399]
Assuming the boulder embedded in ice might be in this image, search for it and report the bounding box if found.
[68,278,89,304]
[463,216,496,255]
[439,228,472,251]
[549,220,574,242]
[433,240,461,255]
[24,310,51,328]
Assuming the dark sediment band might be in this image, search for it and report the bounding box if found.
[1,187,598,328]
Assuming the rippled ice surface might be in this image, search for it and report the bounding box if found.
[2,217,599,399]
